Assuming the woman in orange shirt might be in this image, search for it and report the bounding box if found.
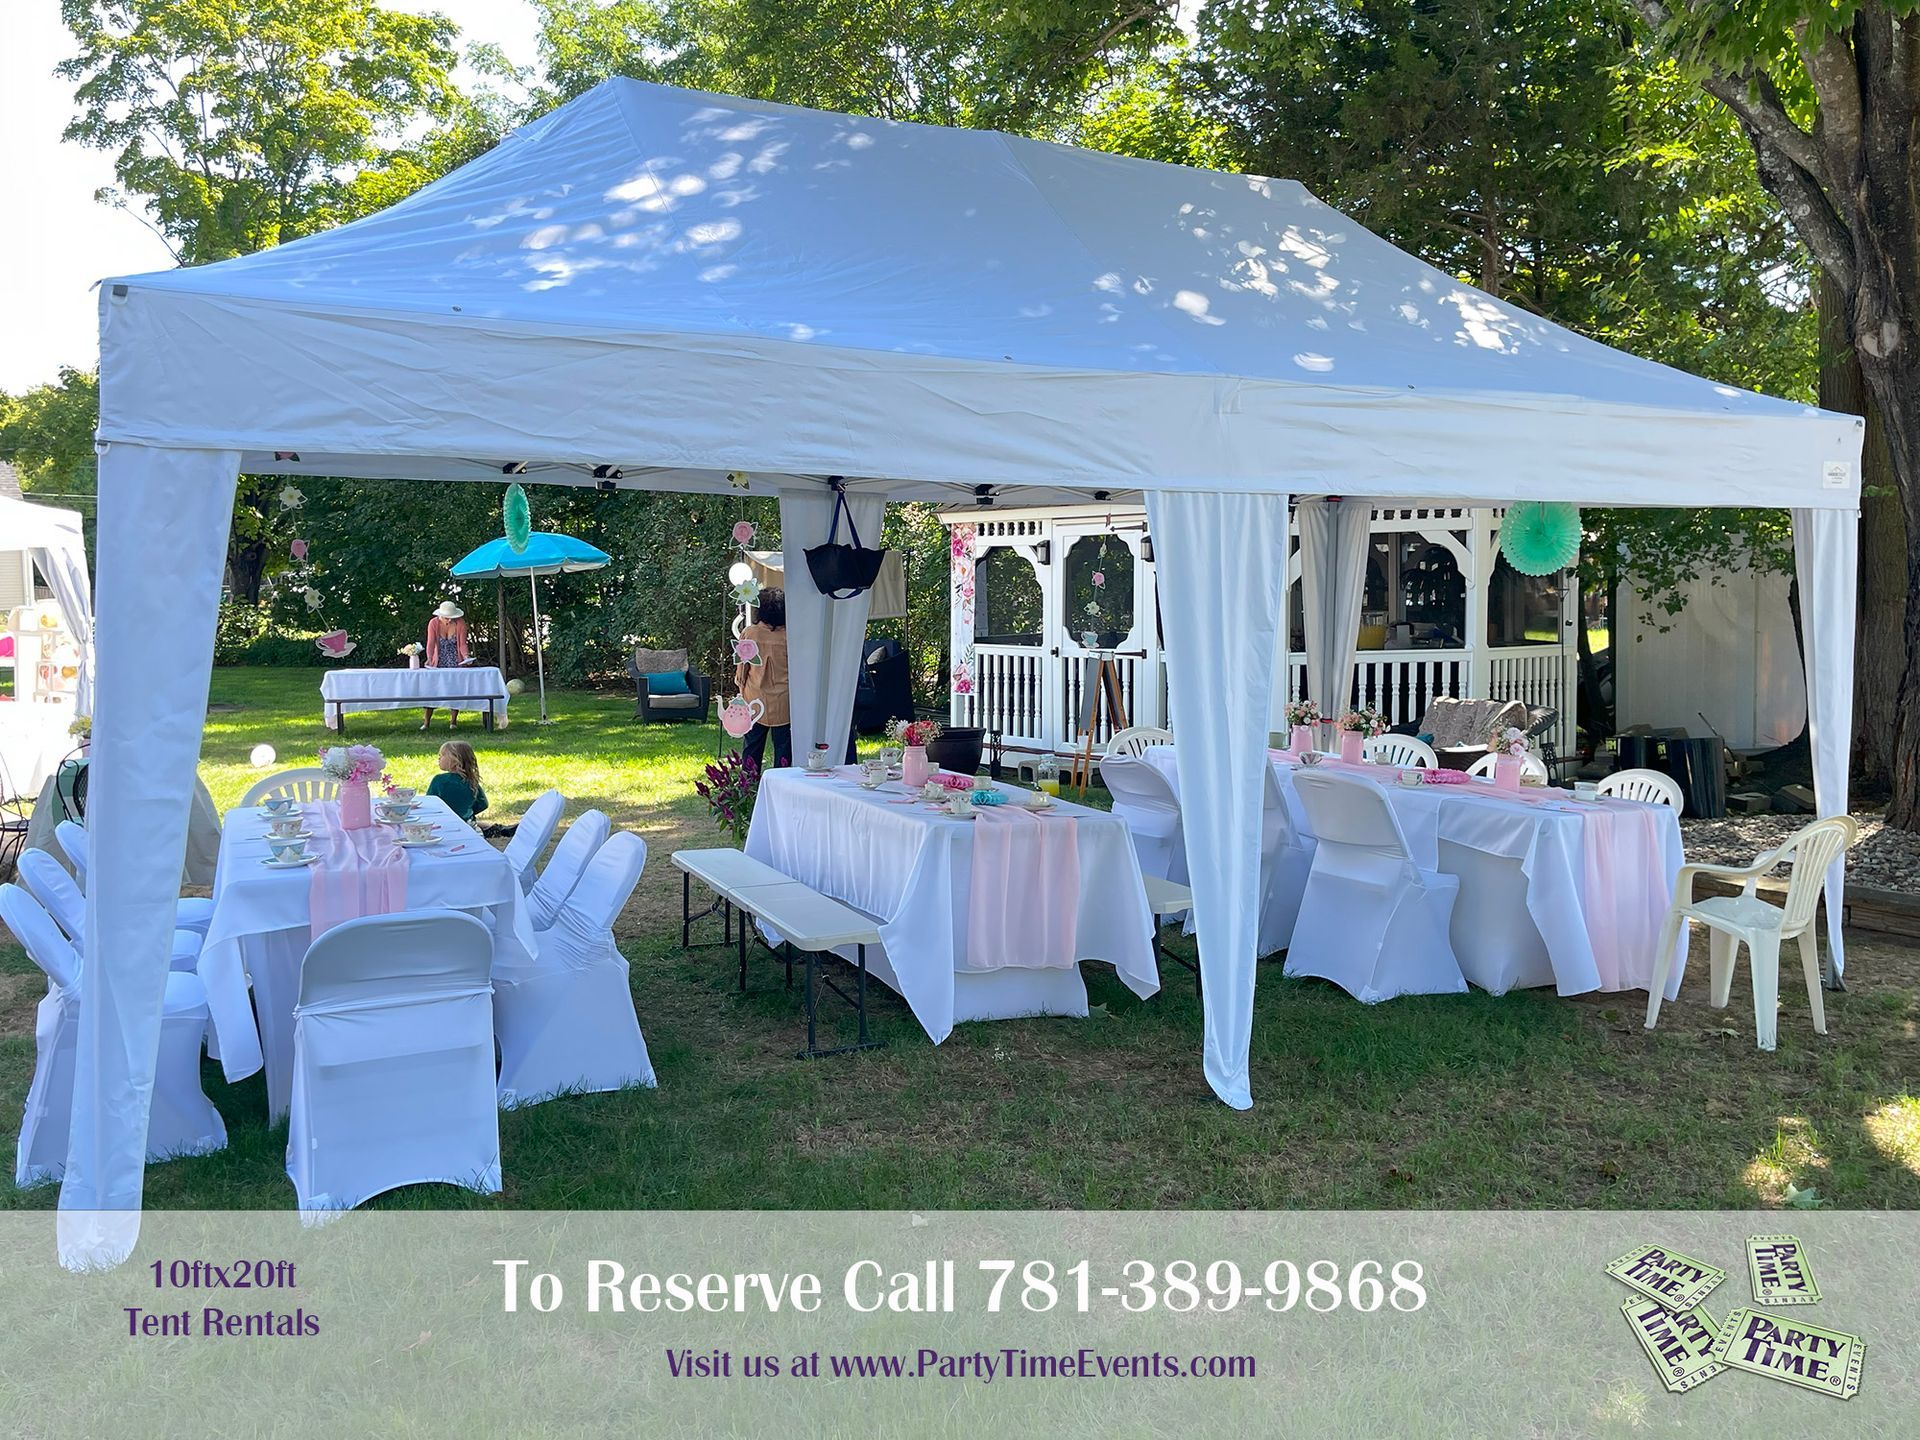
[422,599,471,731]
[734,587,790,770]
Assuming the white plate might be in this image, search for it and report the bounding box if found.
[259,806,302,819]
[260,854,319,868]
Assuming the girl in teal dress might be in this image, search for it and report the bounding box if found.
[427,740,489,823]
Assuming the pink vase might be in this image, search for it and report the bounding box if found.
[340,779,373,829]
[1338,730,1364,764]
[1493,754,1522,791]
[1290,725,1314,756]
[902,745,930,788]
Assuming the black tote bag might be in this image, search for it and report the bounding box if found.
[805,483,886,599]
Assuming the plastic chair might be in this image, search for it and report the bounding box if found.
[1465,750,1549,782]
[1097,755,1184,882]
[1284,772,1465,1002]
[287,909,500,1212]
[528,809,612,930]
[504,789,565,895]
[18,846,204,974]
[240,767,340,808]
[1363,734,1438,769]
[494,831,655,1106]
[0,883,225,1186]
[1596,767,1684,810]
[1105,726,1174,759]
[52,818,213,946]
[1645,816,1858,1051]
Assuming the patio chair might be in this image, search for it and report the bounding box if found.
[1105,726,1174,759]
[627,646,713,724]
[528,810,613,929]
[241,767,340,808]
[503,789,565,895]
[1465,751,1549,782]
[288,909,500,1212]
[853,637,913,734]
[1363,734,1438,769]
[1521,705,1570,781]
[0,750,29,879]
[1,883,225,1186]
[1285,771,1465,1003]
[1096,754,1184,882]
[54,818,215,940]
[20,845,205,973]
[494,831,655,1106]
[1596,767,1684,809]
[1645,815,1858,1051]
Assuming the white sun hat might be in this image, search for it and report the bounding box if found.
[434,600,464,620]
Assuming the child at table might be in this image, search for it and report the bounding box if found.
[427,741,489,824]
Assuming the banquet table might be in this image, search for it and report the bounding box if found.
[1142,748,1687,999]
[744,767,1159,1041]
[321,665,510,731]
[199,795,537,1118]
[0,703,74,798]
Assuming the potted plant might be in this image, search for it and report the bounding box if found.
[1336,707,1386,764]
[926,724,986,777]
[694,751,760,844]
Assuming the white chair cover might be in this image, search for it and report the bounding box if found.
[1257,764,1315,956]
[19,846,203,973]
[504,789,565,895]
[1284,772,1465,1003]
[1437,840,1556,995]
[287,909,500,1212]
[494,830,655,1106]
[528,809,612,929]
[1097,755,1185,882]
[53,816,212,936]
[1,884,225,1186]
[54,819,89,889]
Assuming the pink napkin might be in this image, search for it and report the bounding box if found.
[307,800,410,943]
[966,806,1080,971]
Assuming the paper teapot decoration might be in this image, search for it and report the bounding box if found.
[720,696,765,738]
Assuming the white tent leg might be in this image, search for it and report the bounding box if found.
[528,572,549,723]
[778,488,882,760]
[1792,507,1859,985]
[1147,489,1291,1109]
[61,444,239,1269]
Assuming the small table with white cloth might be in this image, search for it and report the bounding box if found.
[199,795,537,1119]
[1142,748,1688,998]
[744,767,1159,1040]
[321,665,510,732]
[0,703,74,799]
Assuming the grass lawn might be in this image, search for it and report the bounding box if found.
[2,665,1917,1212]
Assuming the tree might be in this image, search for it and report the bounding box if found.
[0,369,102,503]
[1628,2,1920,825]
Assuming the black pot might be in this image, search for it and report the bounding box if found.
[926,727,986,777]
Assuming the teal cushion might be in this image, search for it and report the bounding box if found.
[645,669,691,696]
[1418,732,1435,745]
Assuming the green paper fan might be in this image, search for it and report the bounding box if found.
[1498,501,1580,576]
[504,483,532,553]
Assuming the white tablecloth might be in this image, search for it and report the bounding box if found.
[744,768,1158,1041]
[0,703,74,798]
[320,666,510,729]
[199,796,538,1109]
[1143,749,1687,998]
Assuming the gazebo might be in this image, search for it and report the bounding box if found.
[73,79,1861,1264]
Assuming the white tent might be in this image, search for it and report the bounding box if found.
[0,492,94,714]
[75,79,1861,1264]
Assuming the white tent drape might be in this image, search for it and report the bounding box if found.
[1295,498,1374,723]
[60,444,238,1269]
[1792,507,1859,980]
[777,489,884,762]
[1146,489,1291,1109]
[0,494,95,715]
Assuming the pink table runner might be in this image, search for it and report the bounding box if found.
[307,800,410,943]
[965,806,1081,972]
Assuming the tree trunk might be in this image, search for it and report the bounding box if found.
[1858,343,1920,829]
[227,536,269,605]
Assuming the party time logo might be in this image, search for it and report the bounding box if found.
[1711,1309,1865,1400]
[1619,1298,1724,1393]
[1746,1234,1821,1306]
[1604,1244,1724,1313]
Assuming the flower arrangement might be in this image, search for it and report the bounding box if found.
[1489,724,1532,758]
[1338,707,1387,737]
[1284,699,1320,729]
[318,744,386,784]
[695,751,760,843]
[67,714,92,739]
[398,642,424,658]
[888,717,943,748]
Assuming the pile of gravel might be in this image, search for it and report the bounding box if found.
[1677,810,1918,895]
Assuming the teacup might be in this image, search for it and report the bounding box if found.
[401,820,436,844]
[267,815,304,837]
[1396,769,1424,788]
[1298,751,1326,767]
[948,795,974,818]
[267,836,309,863]
[1023,790,1054,810]
[262,796,297,816]
[922,781,947,802]
[1574,781,1599,802]
[375,799,412,820]
[387,786,416,803]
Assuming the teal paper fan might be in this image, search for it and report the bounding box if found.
[1498,502,1580,576]
[504,483,532,553]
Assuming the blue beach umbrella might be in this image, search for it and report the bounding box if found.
[450,531,611,723]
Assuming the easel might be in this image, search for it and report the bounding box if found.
[1070,652,1130,791]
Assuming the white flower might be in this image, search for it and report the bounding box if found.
[278,484,306,510]
[302,586,323,611]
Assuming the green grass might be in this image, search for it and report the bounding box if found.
[2,666,1917,1212]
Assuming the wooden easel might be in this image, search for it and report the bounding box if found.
[1071,653,1130,790]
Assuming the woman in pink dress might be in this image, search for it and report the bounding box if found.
[421,599,470,731]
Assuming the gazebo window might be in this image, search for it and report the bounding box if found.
[1488,553,1565,647]
[1065,535,1134,644]
[973,547,1043,645]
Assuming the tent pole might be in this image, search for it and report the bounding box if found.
[529,572,549,723]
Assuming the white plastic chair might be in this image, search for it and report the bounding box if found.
[241,767,340,808]
[504,789,565,895]
[1284,772,1465,1002]
[494,831,655,1106]
[1363,734,1438,769]
[528,809,612,930]
[19,846,204,974]
[1597,767,1684,810]
[287,909,500,1212]
[1097,755,1184,882]
[1646,816,1858,1051]
[1466,750,1549,782]
[1,883,225,1186]
[1105,726,1174,759]
[55,817,215,936]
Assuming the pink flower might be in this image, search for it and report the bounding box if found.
[1092,571,1106,587]
[290,538,309,562]
[733,636,760,663]
[732,520,756,546]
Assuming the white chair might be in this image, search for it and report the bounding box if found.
[1466,750,1549,782]
[1363,734,1438,769]
[1097,755,1184,882]
[1105,726,1174,759]
[494,831,655,1106]
[287,909,500,1211]
[528,809,612,930]
[1257,762,1315,956]
[1,883,225,1186]
[1438,839,1557,995]
[57,817,215,936]
[504,789,565,895]
[241,767,340,809]
[1646,816,1858,1051]
[1284,772,1465,1003]
[19,846,204,974]
[1597,767,1684,810]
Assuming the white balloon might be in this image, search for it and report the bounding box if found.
[249,744,277,769]
[727,561,753,585]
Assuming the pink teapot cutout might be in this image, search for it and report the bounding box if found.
[721,696,765,738]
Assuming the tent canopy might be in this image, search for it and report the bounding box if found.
[0,493,94,714]
[449,531,611,579]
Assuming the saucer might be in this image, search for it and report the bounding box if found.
[395,836,442,849]
[262,828,314,842]
[261,853,319,868]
